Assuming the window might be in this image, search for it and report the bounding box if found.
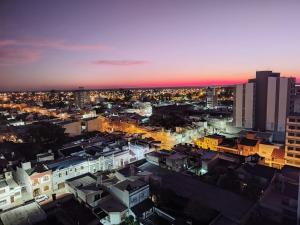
[0,200,7,206]
[58,173,62,178]
[65,171,68,176]
[43,176,49,182]
[32,179,39,186]
[44,186,49,191]
[287,153,293,157]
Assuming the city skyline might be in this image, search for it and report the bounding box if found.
[1,0,300,90]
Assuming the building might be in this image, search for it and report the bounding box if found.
[74,87,90,109]
[165,152,188,172]
[15,162,52,198]
[66,173,107,208]
[46,156,92,191]
[285,115,300,168]
[60,120,82,137]
[258,143,285,169]
[237,137,260,156]
[234,71,295,141]
[128,138,156,161]
[206,87,217,109]
[195,134,224,151]
[109,179,149,208]
[0,171,22,210]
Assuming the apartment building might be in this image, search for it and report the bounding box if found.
[285,115,300,168]
[234,71,295,142]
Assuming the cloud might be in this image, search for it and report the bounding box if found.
[0,38,111,66]
[0,40,17,47]
[92,60,147,66]
[0,38,111,51]
[0,48,40,66]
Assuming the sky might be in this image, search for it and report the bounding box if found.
[1,0,300,91]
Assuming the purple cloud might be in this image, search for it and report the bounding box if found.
[92,60,148,66]
[0,47,40,66]
[0,39,111,51]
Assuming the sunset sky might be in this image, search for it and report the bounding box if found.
[1,0,300,90]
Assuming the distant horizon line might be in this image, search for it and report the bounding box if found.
[0,84,238,93]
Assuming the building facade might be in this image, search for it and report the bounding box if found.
[234,71,295,141]
[285,115,300,168]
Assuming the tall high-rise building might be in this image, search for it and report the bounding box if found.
[74,87,90,109]
[234,71,295,141]
[206,87,217,109]
[285,115,300,168]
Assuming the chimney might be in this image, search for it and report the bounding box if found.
[96,175,102,187]
[130,164,135,176]
[22,162,31,170]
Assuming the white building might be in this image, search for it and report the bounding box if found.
[66,173,105,208]
[15,162,52,199]
[109,179,149,208]
[234,71,295,141]
[0,171,22,210]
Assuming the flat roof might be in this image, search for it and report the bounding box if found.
[114,179,147,193]
[67,173,101,194]
[46,156,86,171]
[0,201,46,225]
[99,196,127,213]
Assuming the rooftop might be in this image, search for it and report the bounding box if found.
[0,201,47,225]
[239,138,258,147]
[99,195,127,213]
[66,173,103,194]
[138,161,254,223]
[114,179,148,193]
[46,156,86,171]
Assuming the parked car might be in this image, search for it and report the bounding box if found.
[35,194,49,203]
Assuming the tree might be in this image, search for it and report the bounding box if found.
[27,122,67,145]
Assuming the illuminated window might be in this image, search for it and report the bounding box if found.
[44,186,49,191]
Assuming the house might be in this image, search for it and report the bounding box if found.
[15,162,52,198]
[109,179,149,208]
[217,138,239,155]
[46,156,90,191]
[128,138,156,161]
[237,137,260,156]
[195,134,224,151]
[99,195,128,225]
[66,173,108,208]
[0,171,22,210]
[165,152,188,172]
[258,142,285,169]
